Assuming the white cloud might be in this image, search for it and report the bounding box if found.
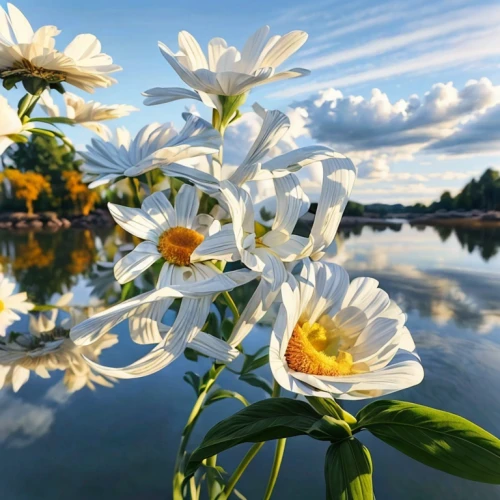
[292,78,500,177]
[0,393,55,448]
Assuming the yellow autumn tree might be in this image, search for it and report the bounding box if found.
[62,171,99,216]
[1,170,52,215]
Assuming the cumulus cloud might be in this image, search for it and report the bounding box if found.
[292,78,500,177]
[425,103,500,155]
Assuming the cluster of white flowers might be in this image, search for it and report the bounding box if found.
[68,25,424,400]
[0,4,423,400]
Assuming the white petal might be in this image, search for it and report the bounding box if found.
[142,87,201,106]
[114,241,160,284]
[141,191,176,230]
[108,203,162,241]
[188,331,239,363]
[175,184,199,228]
[191,225,239,262]
[310,157,357,258]
[261,31,308,68]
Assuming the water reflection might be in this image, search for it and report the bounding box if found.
[0,224,500,498]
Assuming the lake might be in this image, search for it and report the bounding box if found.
[0,223,499,499]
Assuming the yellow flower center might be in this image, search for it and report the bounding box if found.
[0,300,4,313]
[157,226,204,267]
[285,321,355,377]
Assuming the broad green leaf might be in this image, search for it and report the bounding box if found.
[204,389,249,408]
[239,373,273,395]
[187,398,321,476]
[307,397,357,425]
[356,400,500,484]
[325,438,374,500]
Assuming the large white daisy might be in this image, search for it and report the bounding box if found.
[0,273,33,337]
[40,90,138,139]
[270,261,424,400]
[143,26,309,119]
[0,3,121,92]
[108,185,224,286]
[79,113,221,188]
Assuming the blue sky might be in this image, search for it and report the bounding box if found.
[4,0,500,204]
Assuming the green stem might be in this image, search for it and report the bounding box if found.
[206,455,222,499]
[219,443,265,500]
[18,91,43,120]
[129,178,142,207]
[146,171,154,193]
[222,291,240,322]
[263,382,287,500]
[173,364,226,500]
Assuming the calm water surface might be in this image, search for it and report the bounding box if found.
[1,224,500,499]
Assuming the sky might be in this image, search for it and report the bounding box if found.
[4,0,500,204]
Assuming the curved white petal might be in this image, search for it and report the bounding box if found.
[191,225,240,263]
[108,202,162,241]
[175,184,199,228]
[143,87,202,106]
[114,241,160,284]
[141,191,176,231]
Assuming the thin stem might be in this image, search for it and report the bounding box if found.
[222,291,240,322]
[206,455,221,499]
[263,381,287,500]
[129,178,142,207]
[173,364,226,499]
[18,91,42,120]
[219,443,265,500]
[189,477,199,500]
[146,171,154,193]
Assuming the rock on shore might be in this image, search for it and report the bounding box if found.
[0,210,114,231]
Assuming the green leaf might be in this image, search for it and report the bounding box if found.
[356,400,500,484]
[49,82,66,94]
[307,415,352,441]
[239,373,273,395]
[28,116,76,125]
[184,347,200,362]
[2,75,21,90]
[307,397,357,425]
[183,371,200,395]
[221,318,234,341]
[186,398,322,476]
[241,346,269,374]
[325,438,374,500]
[6,134,28,144]
[204,388,249,408]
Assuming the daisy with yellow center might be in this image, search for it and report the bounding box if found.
[0,273,34,337]
[108,185,225,288]
[269,260,424,400]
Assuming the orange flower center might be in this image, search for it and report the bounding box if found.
[158,226,204,267]
[0,300,4,313]
[285,321,354,377]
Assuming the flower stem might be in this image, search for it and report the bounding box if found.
[222,291,240,322]
[17,91,43,120]
[263,380,287,500]
[219,442,265,500]
[173,364,226,500]
[129,178,142,207]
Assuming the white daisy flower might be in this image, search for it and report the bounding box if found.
[0,3,121,92]
[69,269,257,379]
[0,304,118,393]
[40,90,138,139]
[79,113,221,188]
[270,261,424,400]
[0,273,33,337]
[0,95,32,154]
[143,26,309,118]
[108,184,224,286]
